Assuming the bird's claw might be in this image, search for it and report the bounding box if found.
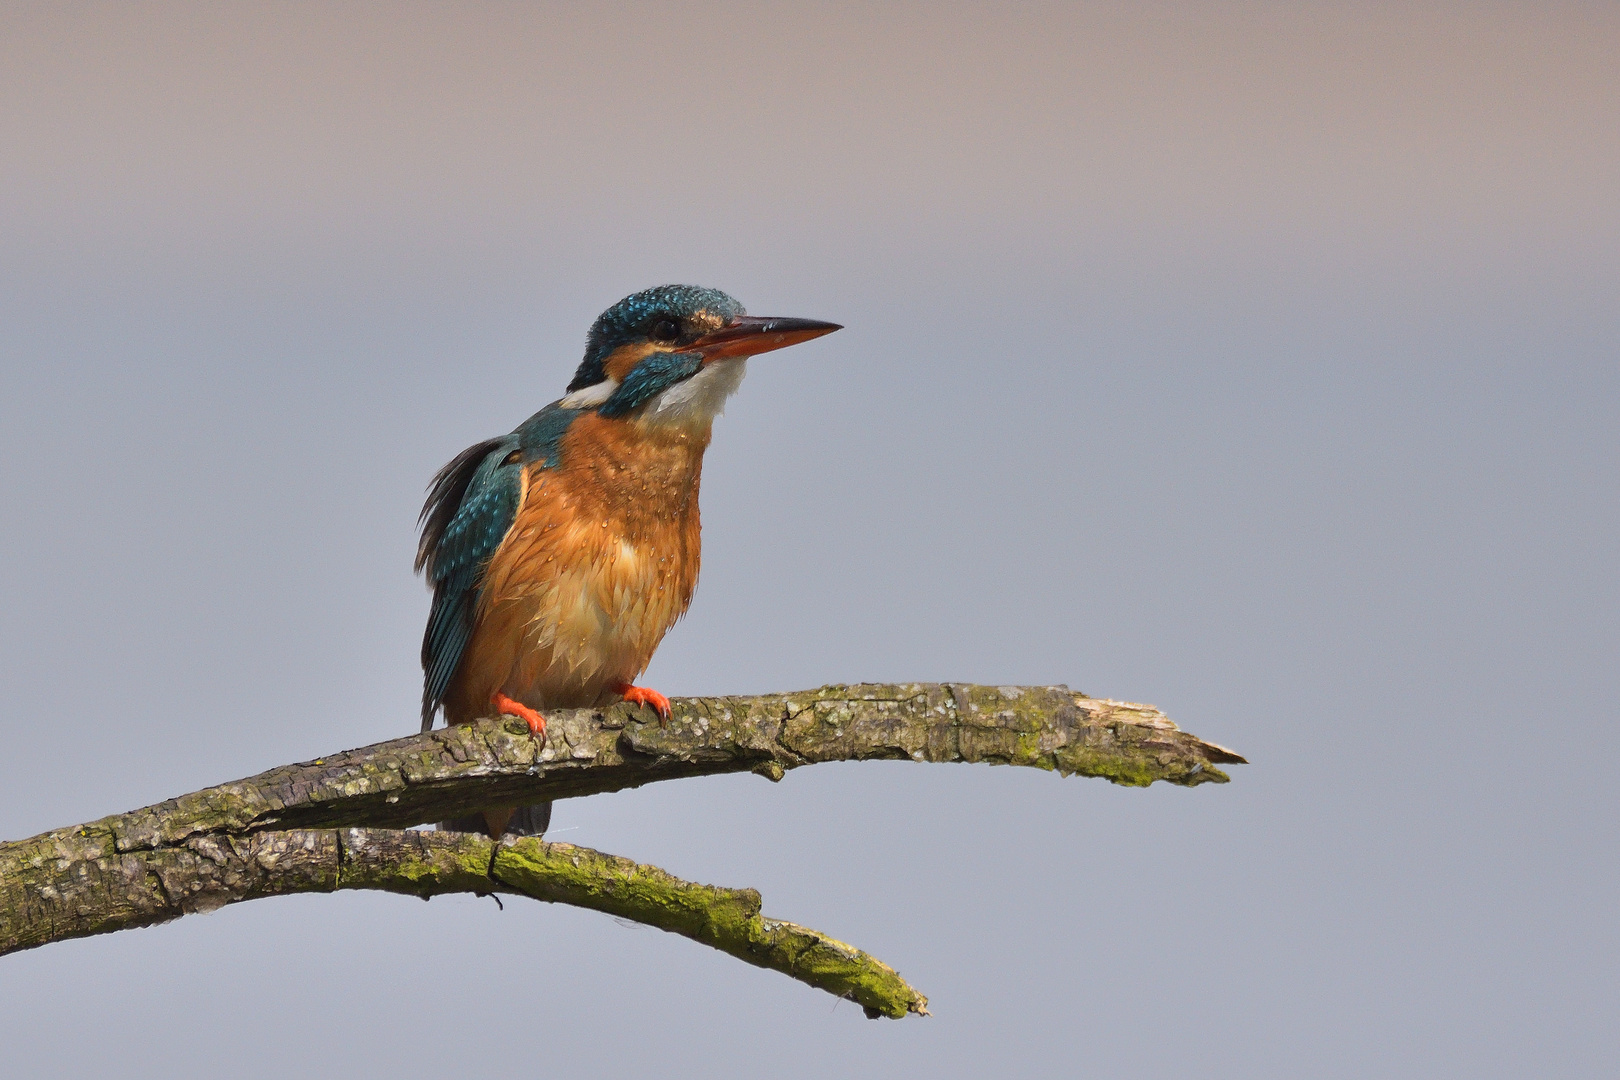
[617,683,672,725]
[492,693,547,739]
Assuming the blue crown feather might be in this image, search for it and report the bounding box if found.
[568,284,744,392]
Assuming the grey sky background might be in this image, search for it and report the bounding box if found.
[2,3,1616,1076]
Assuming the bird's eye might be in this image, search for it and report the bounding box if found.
[650,317,681,344]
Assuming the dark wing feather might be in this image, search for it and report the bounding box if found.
[416,437,508,574]
[416,435,524,730]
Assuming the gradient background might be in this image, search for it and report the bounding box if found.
[2,3,1616,1076]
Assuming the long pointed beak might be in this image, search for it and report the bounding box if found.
[693,315,842,361]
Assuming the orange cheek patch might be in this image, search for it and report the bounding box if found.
[602,342,662,383]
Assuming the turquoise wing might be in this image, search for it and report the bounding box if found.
[416,436,523,730]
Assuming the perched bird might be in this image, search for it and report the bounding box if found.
[416,285,840,837]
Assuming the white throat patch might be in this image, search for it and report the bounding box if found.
[644,358,748,426]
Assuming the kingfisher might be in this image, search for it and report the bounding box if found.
[416,285,840,838]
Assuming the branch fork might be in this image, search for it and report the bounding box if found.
[0,684,1243,1018]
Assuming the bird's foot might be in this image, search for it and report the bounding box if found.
[616,683,671,725]
[492,693,546,738]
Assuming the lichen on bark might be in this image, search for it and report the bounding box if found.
[0,683,1242,1017]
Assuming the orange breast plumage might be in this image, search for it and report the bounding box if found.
[440,413,707,722]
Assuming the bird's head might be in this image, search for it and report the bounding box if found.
[559,285,840,426]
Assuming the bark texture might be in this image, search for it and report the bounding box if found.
[0,683,1242,1016]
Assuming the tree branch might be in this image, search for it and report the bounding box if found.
[0,683,1242,1015]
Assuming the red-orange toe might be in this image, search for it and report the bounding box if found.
[616,683,672,723]
[492,692,546,737]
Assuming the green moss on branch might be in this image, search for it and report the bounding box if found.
[0,684,1240,1015]
[0,826,927,1017]
[490,840,926,1018]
